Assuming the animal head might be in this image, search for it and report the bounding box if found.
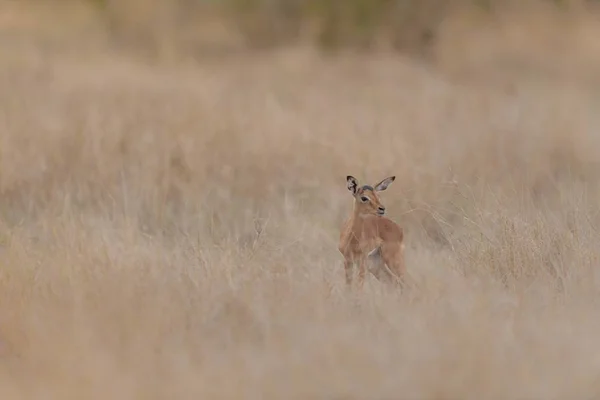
[346,175,396,216]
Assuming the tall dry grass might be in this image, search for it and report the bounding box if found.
[3,3,600,399]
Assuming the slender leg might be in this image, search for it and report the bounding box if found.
[382,243,406,288]
[357,256,367,290]
[368,247,393,283]
[344,258,354,286]
[395,244,407,287]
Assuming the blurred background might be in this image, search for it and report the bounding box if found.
[6,1,600,67]
[7,0,600,71]
[3,0,600,399]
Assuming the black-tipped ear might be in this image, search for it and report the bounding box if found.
[346,176,358,195]
[374,176,395,192]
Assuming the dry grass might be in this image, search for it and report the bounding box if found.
[3,3,600,399]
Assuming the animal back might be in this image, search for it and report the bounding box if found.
[364,215,403,243]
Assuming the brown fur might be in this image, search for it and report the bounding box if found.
[338,175,406,289]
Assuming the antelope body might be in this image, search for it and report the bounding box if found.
[338,175,406,289]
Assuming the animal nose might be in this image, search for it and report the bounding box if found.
[378,206,385,213]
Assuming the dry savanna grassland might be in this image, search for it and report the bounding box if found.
[3,1,600,399]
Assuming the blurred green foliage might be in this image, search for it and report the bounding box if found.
[213,0,598,52]
[68,0,600,55]
[225,0,472,52]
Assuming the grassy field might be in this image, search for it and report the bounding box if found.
[3,2,600,399]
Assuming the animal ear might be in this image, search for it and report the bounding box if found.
[346,176,358,195]
[374,176,395,192]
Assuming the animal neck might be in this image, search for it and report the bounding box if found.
[352,202,367,223]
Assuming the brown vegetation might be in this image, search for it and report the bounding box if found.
[2,1,600,398]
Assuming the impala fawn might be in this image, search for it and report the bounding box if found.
[338,175,406,289]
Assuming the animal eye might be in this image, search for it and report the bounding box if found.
[360,196,369,202]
